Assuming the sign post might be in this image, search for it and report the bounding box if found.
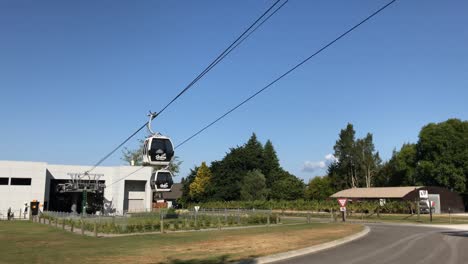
[194,206,200,228]
[429,200,435,223]
[418,190,428,222]
[337,198,347,222]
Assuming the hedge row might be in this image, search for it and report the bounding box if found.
[41,212,278,234]
[187,199,416,214]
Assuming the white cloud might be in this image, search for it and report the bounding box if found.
[302,154,337,173]
[325,154,338,165]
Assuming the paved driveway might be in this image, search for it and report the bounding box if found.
[273,223,468,264]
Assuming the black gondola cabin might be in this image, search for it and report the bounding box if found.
[142,135,174,166]
[151,170,174,192]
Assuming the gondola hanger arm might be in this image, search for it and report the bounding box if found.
[147,111,158,135]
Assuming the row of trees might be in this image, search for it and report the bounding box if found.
[377,119,468,193]
[121,119,467,206]
[308,119,468,201]
[180,134,306,204]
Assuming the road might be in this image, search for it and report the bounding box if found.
[273,223,468,264]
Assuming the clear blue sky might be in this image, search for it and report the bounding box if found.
[1,0,467,183]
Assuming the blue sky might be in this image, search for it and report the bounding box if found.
[1,0,467,183]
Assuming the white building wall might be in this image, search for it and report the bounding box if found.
[111,166,153,213]
[0,161,47,216]
[0,161,154,215]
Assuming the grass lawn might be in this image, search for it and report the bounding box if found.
[0,220,362,264]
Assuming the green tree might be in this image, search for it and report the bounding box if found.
[305,176,335,200]
[244,133,265,170]
[121,139,145,166]
[356,133,382,187]
[415,119,468,192]
[262,140,281,188]
[179,165,199,205]
[330,123,358,189]
[376,144,417,187]
[270,172,305,200]
[240,170,267,201]
[189,162,212,202]
[329,124,381,189]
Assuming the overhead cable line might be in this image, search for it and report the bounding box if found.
[86,0,288,173]
[175,0,398,149]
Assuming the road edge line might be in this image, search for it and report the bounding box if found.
[253,225,370,264]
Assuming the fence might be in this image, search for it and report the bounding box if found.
[36,208,282,236]
[0,209,30,220]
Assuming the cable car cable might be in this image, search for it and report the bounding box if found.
[174,0,398,149]
[155,0,288,118]
[86,0,288,173]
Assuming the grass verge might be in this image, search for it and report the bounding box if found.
[0,220,361,264]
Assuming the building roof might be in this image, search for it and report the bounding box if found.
[330,186,422,199]
[161,183,183,200]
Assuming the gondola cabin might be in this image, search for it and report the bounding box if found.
[151,169,174,192]
[142,135,174,166]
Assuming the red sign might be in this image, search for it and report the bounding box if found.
[337,198,348,207]
[430,201,435,207]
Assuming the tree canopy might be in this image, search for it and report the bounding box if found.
[180,133,304,203]
[374,119,468,194]
[328,124,381,189]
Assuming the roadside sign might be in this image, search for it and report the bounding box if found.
[430,201,435,207]
[194,206,200,212]
[340,207,346,212]
[337,198,347,207]
[419,190,428,199]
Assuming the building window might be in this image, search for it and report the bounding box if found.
[0,178,8,185]
[10,178,32,186]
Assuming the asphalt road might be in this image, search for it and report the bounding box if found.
[273,223,468,264]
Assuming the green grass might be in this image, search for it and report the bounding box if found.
[276,210,468,225]
[0,220,361,264]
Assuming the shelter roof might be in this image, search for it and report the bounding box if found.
[330,186,423,198]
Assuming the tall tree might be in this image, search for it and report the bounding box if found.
[244,133,264,170]
[331,123,358,188]
[180,165,199,205]
[189,162,212,202]
[356,133,382,187]
[262,140,281,188]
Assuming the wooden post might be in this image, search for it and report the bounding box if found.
[71,222,74,233]
[307,212,311,224]
[160,213,164,233]
[267,214,270,226]
[449,208,452,224]
[55,218,58,228]
[94,222,98,237]
[81,220,85,236]
[417,199,420,221]
[62,219,65,230]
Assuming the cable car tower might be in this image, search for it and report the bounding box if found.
[142,112,175,202]
[55,172,105,214]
